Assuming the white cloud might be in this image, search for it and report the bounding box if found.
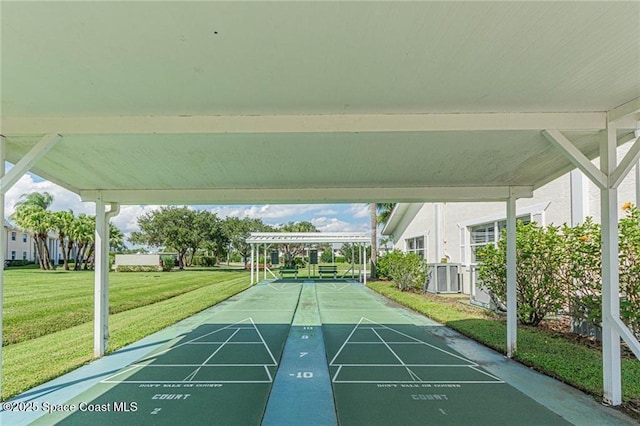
[348,204,370,219]
[209,204,336,222]
[112,205,163,235]
[3,172,370,240]
[5,173,93,218]
[311,216,369,233]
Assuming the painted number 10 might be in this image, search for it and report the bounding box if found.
[296,371,314,379]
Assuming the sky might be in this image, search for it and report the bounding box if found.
[4,169,372,240]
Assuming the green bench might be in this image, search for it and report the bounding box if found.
[318,265,338,279]
[279,268,298,279]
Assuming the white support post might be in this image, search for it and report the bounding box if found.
[609,136,640,189]
[542,130,608,190]
[0,134,61,193]
[0,137,5,398]
[94,198,109,357]
[264,244,267,281]
[363,244,367,285]
[250,245,255,284]
[506,191,517,358]
[601,121,622,406]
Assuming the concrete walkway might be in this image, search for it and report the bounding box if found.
[1,280,635,425]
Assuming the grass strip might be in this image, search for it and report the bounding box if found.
[367,281,640,402]
[2,276,251,400]
[3,269,243,345]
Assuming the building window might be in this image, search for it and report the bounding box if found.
[23,233,27,243]
[405,236,427,259]
[11,232,16,241]
[11,251,16,260]
[468,215,531,263]
[23,251,27,260]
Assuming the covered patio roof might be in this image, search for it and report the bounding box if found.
[0,0,639,408]
[1,1,638,204]
[247,232,369,245]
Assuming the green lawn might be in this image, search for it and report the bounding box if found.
[367,281,640,404]
[2,268,251,400]
[3,267,247,345]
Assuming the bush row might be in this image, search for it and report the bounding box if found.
[116,265,163,273]
[477,203,640,336]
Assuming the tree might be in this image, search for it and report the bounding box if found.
[280,221,318,267]
[369,203,396,280]
[109,223,126,252]
[377,203,396,227]
[223,217,271,266]
[12,192,55,270]
[52,210,75,270]
[130,207,190,268]
[70,214,95,270]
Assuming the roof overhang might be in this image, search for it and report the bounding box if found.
[1,1,639,205]
[247,232,369,245]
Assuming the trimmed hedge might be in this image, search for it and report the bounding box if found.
[116,265,162,273]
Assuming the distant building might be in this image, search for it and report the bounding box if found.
[3,220,61,264]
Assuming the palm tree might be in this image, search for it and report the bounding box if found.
[52,210,75,270]
[70,213,94,270]
[377,203,396,227]
[369,203,397,280]
[11,192,55,269]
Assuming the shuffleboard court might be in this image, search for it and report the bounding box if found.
[21,279,631,425]
[33,283,302,425]
[316,283,571,425]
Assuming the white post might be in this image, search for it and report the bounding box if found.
[264,244,267,281]
[94,198,109,357]
[0,137,5,397]
[250,245,255,284]
[434,204,443,261]
[506,192,517,358]
[601,121,622,406]
[363,243,367,285]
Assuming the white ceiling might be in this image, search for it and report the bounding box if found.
[1,1,639,205]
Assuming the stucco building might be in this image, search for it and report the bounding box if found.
[382,142,640,305]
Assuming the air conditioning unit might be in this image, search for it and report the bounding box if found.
[426,263,461,294]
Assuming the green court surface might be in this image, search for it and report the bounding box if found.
[28,280,620,425]
[315,284,568,425]
[35,282,302,425]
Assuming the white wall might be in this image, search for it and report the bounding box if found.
[115,254,161,267]
[385,142,638,298]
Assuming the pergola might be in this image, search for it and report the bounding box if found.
[1,1,639,405]
[245,232,370,283]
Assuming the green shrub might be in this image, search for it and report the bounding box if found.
[377,252,392,279]
[192,256,216,267]
[5,260,34,267]
[477,205,640,335]
[383,250,427,291]
[619,203,640,336]
[116,265,162,273]
[560,218,602,329]
[477,221,566,326]
[160,256,175,272]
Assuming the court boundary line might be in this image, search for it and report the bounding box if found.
[101,317,279,385]
[329,317,505,384]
